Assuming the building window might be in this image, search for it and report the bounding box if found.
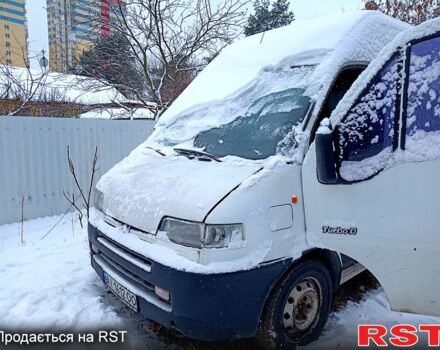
[4,24,9,30]
[5,33,9,38]
[5,41,10,47]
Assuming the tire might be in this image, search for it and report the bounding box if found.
[257,260,333,349]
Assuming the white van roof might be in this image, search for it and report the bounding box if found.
[160,11,410,128]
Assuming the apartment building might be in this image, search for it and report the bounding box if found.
[47,0,126,72]
[0,0,28,67]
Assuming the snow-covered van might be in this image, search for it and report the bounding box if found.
[87,12,424,348]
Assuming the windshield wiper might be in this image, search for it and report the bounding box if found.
[146,147,166,156]
[174,148,222,162]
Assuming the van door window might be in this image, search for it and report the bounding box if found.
[337,54,401,181]
[310,66,366,143]
[405,36,440,143]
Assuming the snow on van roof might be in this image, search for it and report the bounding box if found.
[0,66,127,105]
[329,16,440,127]
[159,11,410,129]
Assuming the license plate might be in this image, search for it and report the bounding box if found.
[103,272,138,311]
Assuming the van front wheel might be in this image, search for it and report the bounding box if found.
[257,261,333,349]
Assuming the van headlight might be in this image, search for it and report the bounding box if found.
[159,217,243,249]
[159,218,204,247]
[94,188,104,213]
[204,224,243,248]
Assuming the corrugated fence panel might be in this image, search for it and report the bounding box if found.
[0,117,155,225]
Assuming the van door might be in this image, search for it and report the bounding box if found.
[302,33,440,316]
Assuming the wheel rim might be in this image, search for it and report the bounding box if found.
[282,277,322,338]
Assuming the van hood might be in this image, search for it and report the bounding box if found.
[97,153,261,233]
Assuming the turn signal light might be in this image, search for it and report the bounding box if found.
[155,286,170,302]
[91,243,99,254]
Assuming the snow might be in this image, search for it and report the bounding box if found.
[0,66,127,105]
[317,118,332,135]
[301,288,440,350]
[162,11,408,123]
[407,37,440,133]
[89,11,409,272]
[332,17,440,181]
[330,17,440,127]
[239,156,289,189]
[338,54,399,169]
[340,130,440,181]
[80,107,155,120]
[96,152,261,237]
[150,64,316,151]
[89,208,272,274]
[2,214,440,348]
[141,11,407,162]
[0,214,125,330]
[94,13,409,220]
[94,12,409,188]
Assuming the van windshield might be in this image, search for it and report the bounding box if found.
[194,88,310,160]
[152,64,316,160]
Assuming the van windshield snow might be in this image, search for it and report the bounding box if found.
[152,65,316,160]
[194,88,310,160]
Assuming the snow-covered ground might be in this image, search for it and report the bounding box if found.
[1,214,438,349]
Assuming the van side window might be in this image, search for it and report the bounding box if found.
[337,54,401,181]
[310,66,365,143]
[405,36,440,138]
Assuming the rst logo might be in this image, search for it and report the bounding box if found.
[322,225,358,235]
[358,324,440,347]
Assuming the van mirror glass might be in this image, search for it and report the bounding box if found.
[315,119,338,184]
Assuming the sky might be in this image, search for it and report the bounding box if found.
[25,0,363,69]
[26,0,48,68]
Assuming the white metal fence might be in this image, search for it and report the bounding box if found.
[0,117,155,225]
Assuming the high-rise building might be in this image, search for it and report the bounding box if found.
[47,0,126,72]
[0,0,28,67]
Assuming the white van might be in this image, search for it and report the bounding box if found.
[86,12,431,349]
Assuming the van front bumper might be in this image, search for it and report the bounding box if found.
[88,223,291,341]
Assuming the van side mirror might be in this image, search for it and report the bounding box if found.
[315,119,338,184]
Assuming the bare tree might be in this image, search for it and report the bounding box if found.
[70,0,247,116]
[0,47,121,117]
[63,146,99,228]
[0,64,85,117]
[41,204,73,240]
[0,50,51,116]
[0,46,86,117]
[364,1,379,10]
[364,0,440,24]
